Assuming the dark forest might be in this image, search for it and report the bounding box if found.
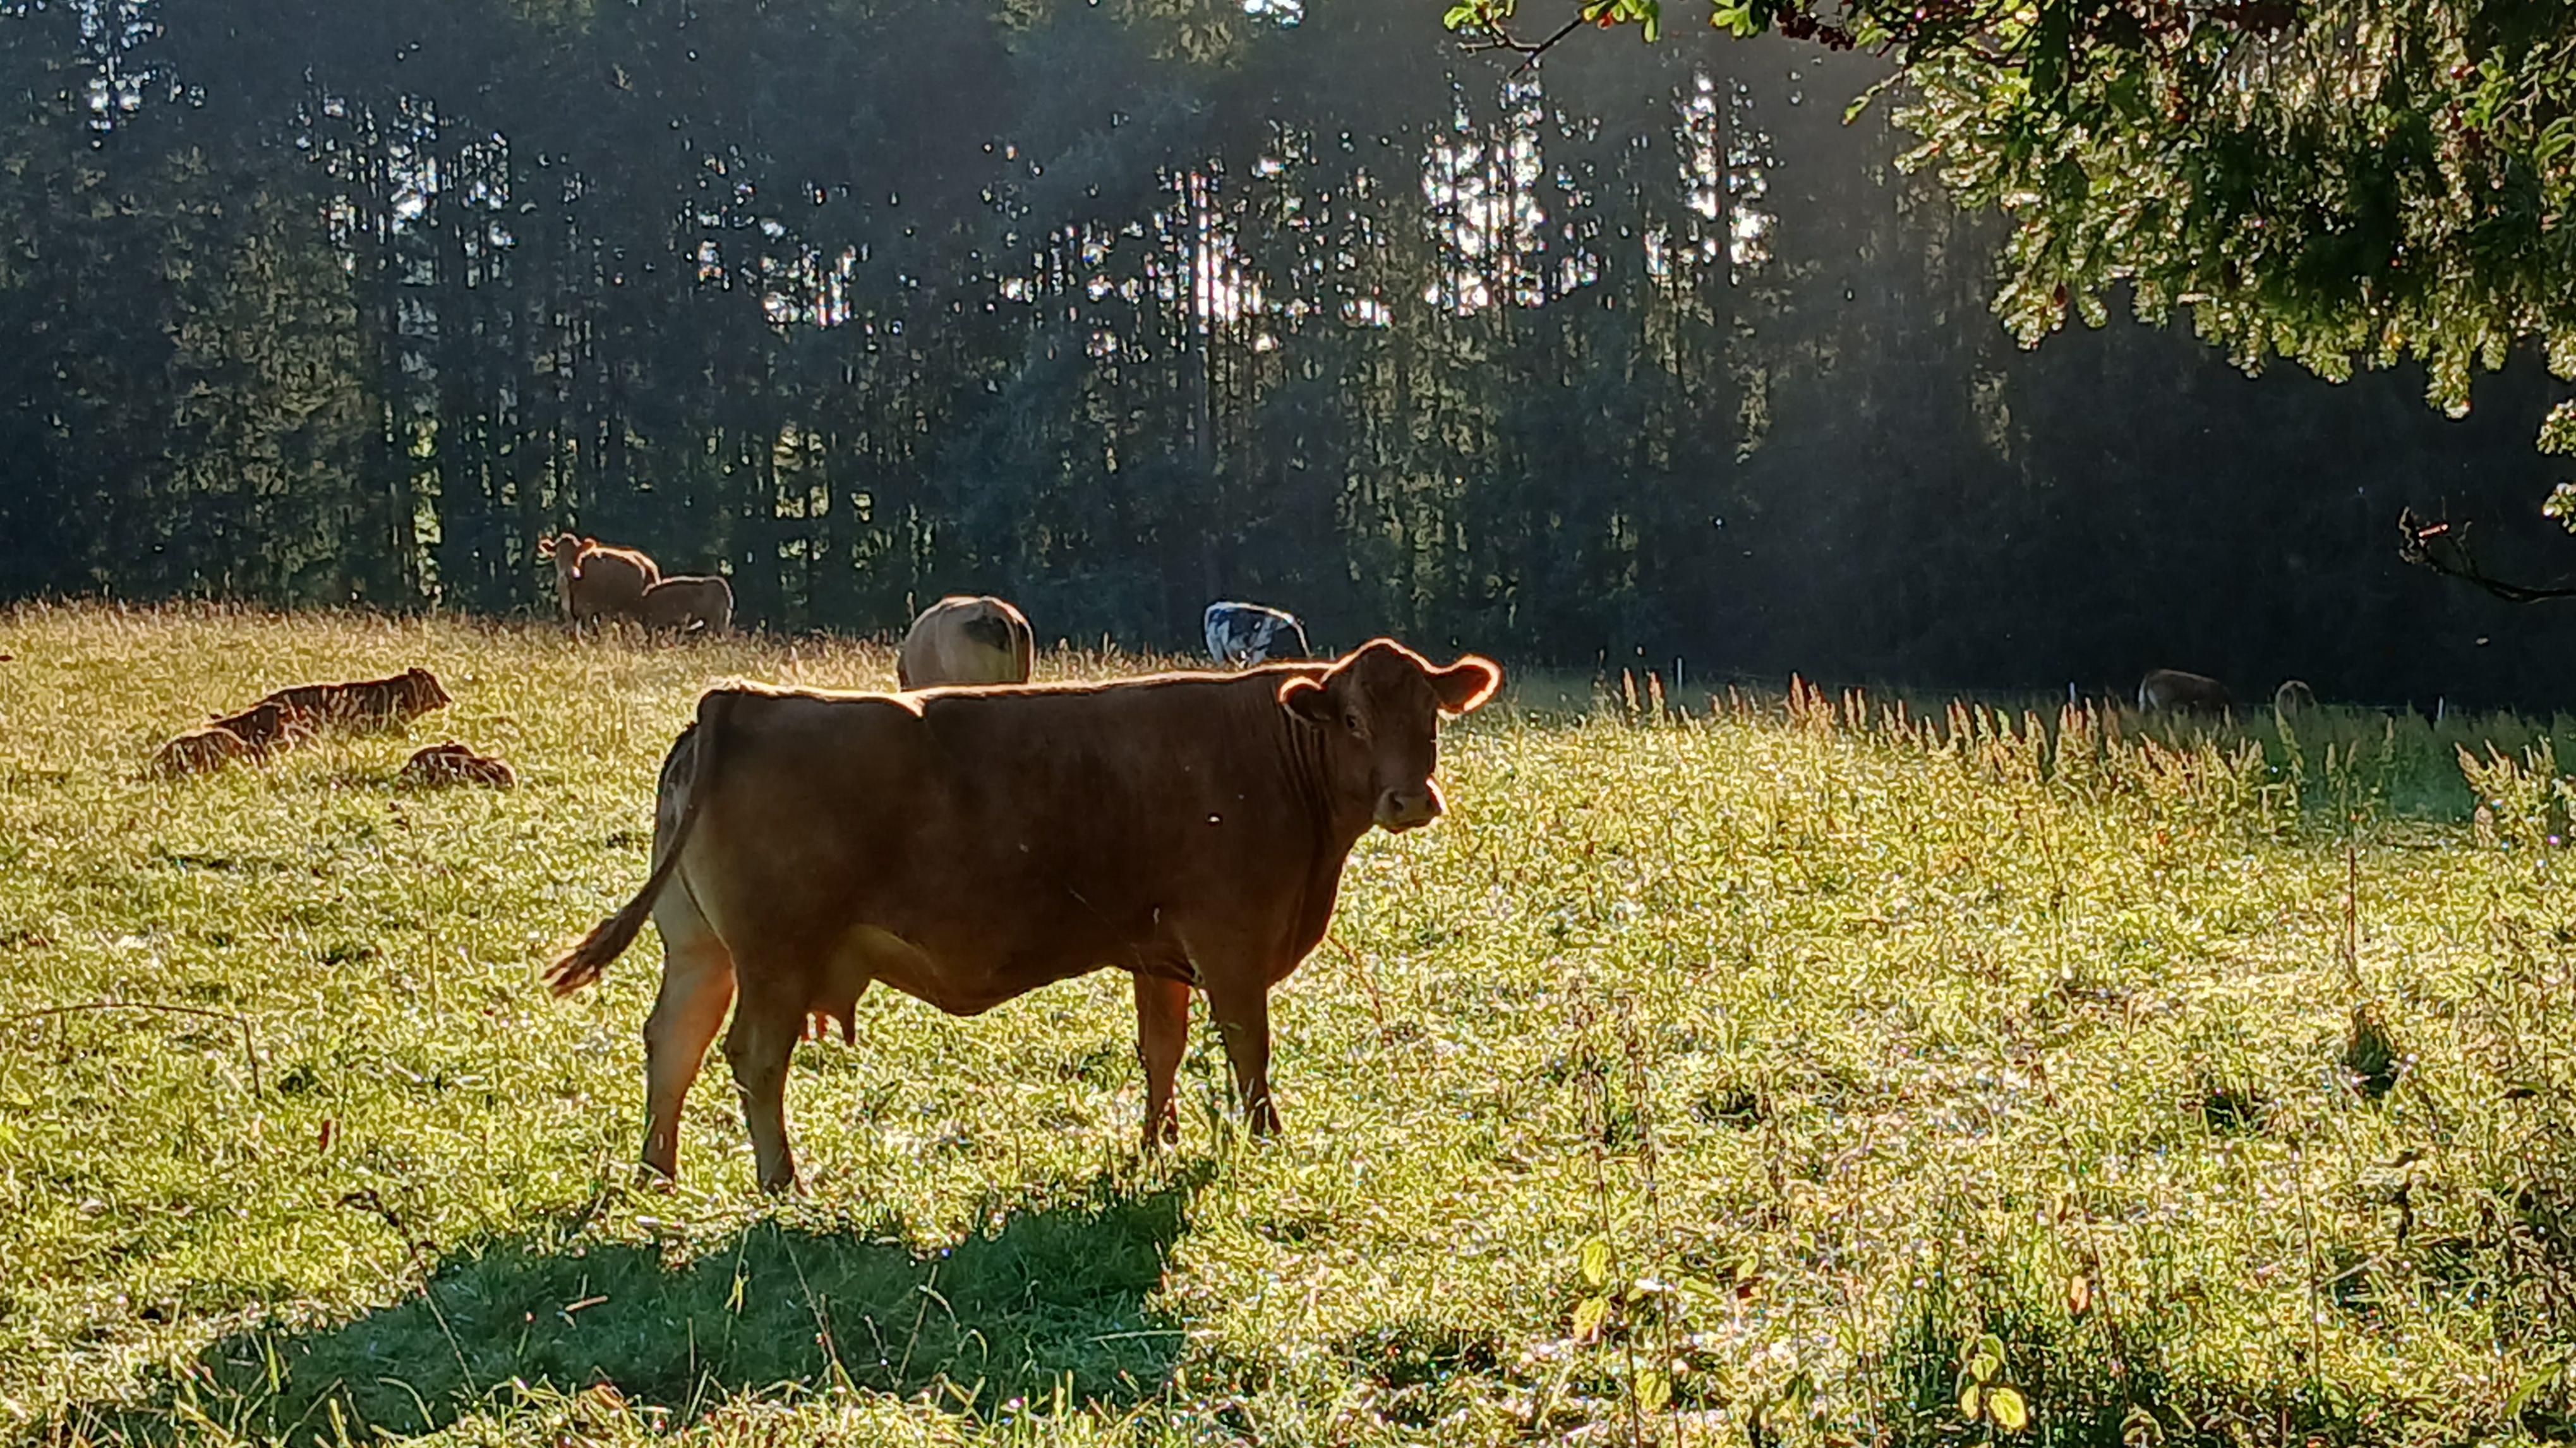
[4,0,2573,706]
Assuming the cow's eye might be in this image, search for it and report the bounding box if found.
[1342,708,1364,733]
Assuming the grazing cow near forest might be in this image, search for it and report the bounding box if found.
[545,638,1503,1191]
[641,575,735,638]
[1205,601,1311,668]
[2138,668,2230,714]
[256,668,451,732]
[539,532,660,630]
[898,594,1033,688]
[2273,679,2318,717]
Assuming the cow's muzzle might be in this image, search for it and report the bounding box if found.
[1375,783,1445,832]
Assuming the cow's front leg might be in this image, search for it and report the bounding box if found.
[1203,981,1279,1137]
[723,985,805,1193]
[1133,975,1190,1149]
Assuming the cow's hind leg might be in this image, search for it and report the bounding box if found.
[640,894,735,1183]
[1133,975,1190,1149]
[723,977,807,1193]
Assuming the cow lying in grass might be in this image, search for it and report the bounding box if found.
[155,725,250,776]
[255,668,451,733]
[399,742,517,788]
[153,672,448,778]
[153,702,309,776]
[547,638,1502,1192]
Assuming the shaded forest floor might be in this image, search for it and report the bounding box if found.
[4,602,2575,1447]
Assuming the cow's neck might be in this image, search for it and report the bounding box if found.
[1265,689,1371,855]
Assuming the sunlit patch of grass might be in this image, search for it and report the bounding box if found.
[4,604,2576,1446]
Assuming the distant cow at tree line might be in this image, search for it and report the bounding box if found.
[1205,601,1311,667]
[2137,668,2230,714]
[2136,669,2324,718]
[541,531,731,637]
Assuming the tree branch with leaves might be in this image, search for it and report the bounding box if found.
[1445,0,2576,545]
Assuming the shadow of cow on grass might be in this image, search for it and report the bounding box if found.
[87,1168,1205,1442]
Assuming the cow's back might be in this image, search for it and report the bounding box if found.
[2138,668,2230,713]
[899,596,1033,688]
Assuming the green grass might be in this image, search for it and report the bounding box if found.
[4,602,2576,1447]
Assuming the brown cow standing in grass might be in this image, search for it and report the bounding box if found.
[897,594,1033,688]
[640,575,735,638]
[546,638,1502,1192]
[539,532,659,630]
[2138,668,2230,714]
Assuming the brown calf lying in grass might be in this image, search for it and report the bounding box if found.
[399,742,517,788]
[153,701,306,776]
[207,699,308,753]
[255,667,451,732]
[153,670,450,778]
[155,723,258,776]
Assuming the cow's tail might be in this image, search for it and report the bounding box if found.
[545,690,737,995]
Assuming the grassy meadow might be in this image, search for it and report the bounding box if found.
[5,602,2576,1447]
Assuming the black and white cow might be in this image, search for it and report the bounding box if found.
[1204,601,1313,668]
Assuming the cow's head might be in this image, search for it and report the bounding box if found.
[403,667,454,712]
[1280,639,1501,832]
[539,531,583,585]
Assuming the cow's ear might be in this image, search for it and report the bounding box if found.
[1279,675,1338,727]
[1430,656,1502,715]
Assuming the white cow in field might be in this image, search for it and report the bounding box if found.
[1205,601,1311,668]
